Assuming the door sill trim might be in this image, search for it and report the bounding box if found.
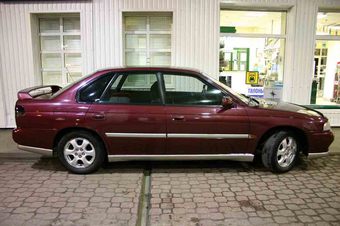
[18,145,53,156]
[108,153,254,162]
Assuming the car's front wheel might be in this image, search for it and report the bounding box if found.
[57,131,105,174]
[262,131,299,173]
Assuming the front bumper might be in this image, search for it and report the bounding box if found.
[308,151,329,159]
[307,130,334,158]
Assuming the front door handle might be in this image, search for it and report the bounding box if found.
[172,116,185,121]
[92,113,105,120]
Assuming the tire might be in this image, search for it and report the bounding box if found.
[57,131,105,174]
[261,131,299,173]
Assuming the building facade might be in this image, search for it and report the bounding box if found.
[1,0,340,128]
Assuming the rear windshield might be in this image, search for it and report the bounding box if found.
[51,73,93,99]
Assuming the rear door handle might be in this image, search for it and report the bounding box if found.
[92,113,105,120]
[172,116,185,121]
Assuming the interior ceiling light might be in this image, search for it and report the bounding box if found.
[317,13,327,19]
[328,25,340,30]
[245,12,268,17]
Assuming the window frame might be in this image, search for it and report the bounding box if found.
[123,12,172,67]
[38,14,82,86]
[97,71,165,106]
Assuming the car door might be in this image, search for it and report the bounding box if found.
[85,71,166,155]
[162,72,250,155]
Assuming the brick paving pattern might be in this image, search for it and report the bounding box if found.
[0,155,339,226]
[150,156,340,226]
[0,159,142,226]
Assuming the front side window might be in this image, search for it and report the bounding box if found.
[39,15,82,86]
[163,74,223,106]
[101,73,161,105]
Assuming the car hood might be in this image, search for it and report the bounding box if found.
[256,100,324,118]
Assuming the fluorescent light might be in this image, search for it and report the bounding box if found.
[245,12,268,17]
[328,25,340,30]
[318,13,327,19]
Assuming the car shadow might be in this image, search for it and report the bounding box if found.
[29,154,322,174]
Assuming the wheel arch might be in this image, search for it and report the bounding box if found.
[256,126,309,156]
[53,127,108,157]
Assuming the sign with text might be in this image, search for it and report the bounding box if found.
[247,87,264,98]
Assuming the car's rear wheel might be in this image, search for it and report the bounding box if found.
[262,131,299,173]
[57,131,105,174]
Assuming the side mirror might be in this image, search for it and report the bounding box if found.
[221,96,234,109]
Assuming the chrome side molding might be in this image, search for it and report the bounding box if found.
[308,151,329,159]
[108,153,254,162]
[105,133,253,139]
[105,133,166,138]
[18,145,53,156]
[167,134,251,139]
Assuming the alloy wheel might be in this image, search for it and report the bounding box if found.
[63,138,96,168]
[277,136,297,168]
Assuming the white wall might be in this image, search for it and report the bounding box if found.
[91,0,220,76]
[0,51,6,127]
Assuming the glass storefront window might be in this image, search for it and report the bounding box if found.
[312,12,340,105]
[220,11,286,35]
[220,37,285,99]
[220,10,286,101]
[312,40,340,105]
[316,12,340,36]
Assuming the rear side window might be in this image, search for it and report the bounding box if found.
[100,73,161,105]
[78,74,112,103]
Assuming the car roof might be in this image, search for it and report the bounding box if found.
[93,66,203,75]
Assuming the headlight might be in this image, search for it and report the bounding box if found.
[323,121,331,131]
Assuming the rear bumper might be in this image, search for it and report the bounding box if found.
[307,130,334,158]
[12,128,55,150]
[17,145,53,156]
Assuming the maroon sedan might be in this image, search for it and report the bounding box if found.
[13,67,334,174]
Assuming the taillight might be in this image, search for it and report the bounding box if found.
[15,105,25,117]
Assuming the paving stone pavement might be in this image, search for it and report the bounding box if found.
[0,155,339,226]
[0,159,143,226]
[150,155,340,226]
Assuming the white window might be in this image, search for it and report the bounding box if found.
[39,15,81,86]
[124,13,172,66]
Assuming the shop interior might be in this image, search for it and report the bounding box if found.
[313,12,340,105]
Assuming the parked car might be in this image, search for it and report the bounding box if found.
[13,67,334,174]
